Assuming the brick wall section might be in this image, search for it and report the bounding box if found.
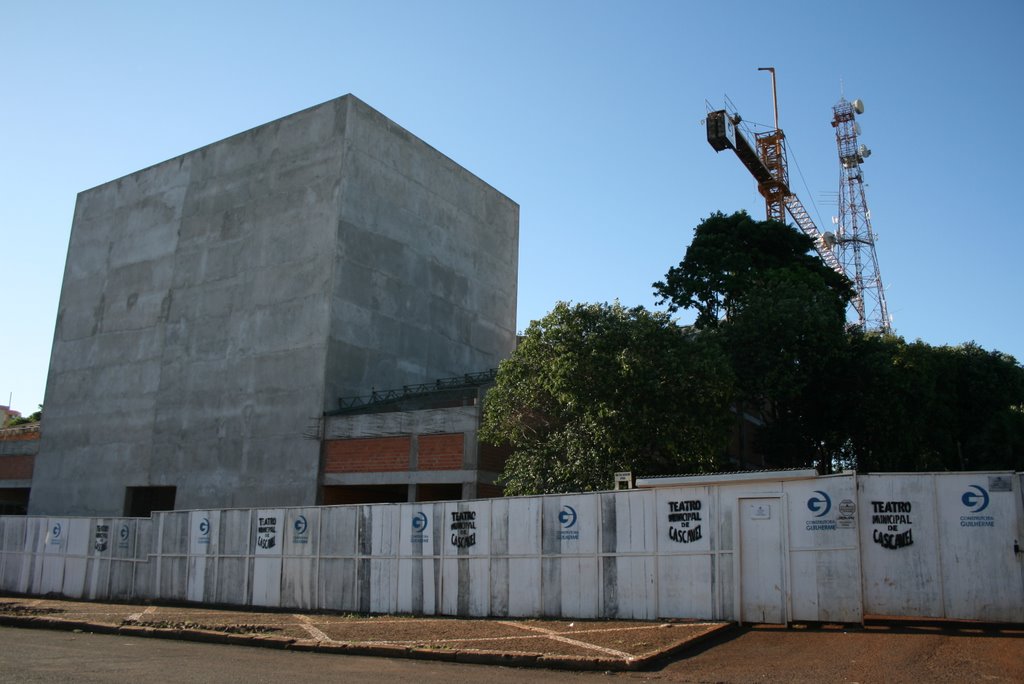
[0,455,34,480]
[417,433,464,470]
[324,436,411,473]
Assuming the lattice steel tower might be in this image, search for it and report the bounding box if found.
[831,96,891,333]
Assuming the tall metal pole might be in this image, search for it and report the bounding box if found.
[758,67,779,130]
[754,67,787,223]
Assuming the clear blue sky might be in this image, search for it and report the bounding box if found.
[2,1,1022,414]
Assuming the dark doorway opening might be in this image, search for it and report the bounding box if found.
[0,488,30,515]
[415,483,463,502]
[124,486,177,517]
[321,484,408,505]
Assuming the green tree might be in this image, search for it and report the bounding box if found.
[722,269,850,470]
[7,405,42,427]
[653,211,851,328]
[654,211,853,471]
[480,302,734,495]
[652,211,1024,474]
[837,337,1024,472]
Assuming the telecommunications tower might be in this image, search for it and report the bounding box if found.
[830,96,891,333]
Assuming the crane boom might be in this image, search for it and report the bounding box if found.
[706,110,844,277]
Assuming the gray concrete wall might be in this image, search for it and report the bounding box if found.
[325,97,519,406]
[31,95,518,516]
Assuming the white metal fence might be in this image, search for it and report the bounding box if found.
[1,472,1021,623]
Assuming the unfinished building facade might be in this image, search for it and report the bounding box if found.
[28,95,518,516]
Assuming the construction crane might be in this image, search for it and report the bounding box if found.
[706,107,844,276]
[705,68,892,332]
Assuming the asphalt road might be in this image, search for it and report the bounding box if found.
[1,623,1022,683]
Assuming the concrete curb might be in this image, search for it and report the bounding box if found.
[0,613,735,671]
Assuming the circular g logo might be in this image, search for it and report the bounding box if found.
[120,524,130,541]
[412,512,428,532]
[198,517,210,535]
[293,515,308,535]
[51,522,62,539]
[558,505,578,529]
[961,485,990,513]
[807,491,832,517]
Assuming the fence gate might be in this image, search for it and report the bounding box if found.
[737,496,787,624]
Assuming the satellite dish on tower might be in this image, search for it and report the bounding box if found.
[853,122,861,135]
[858,144,872,159]
[852,99,865,114]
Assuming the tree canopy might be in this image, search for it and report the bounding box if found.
[652,210,1024,474]
[652,211,853,470]
[480,302,734,495]
[484,210,1023,496]
[833,336,1024,473]
[5,405,42,427]
[653,210,852,328]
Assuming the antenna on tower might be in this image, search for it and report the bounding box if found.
[831,94,892,333]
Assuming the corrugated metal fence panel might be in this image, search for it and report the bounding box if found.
[602,491,656,554]
[0,517,26,592]
[20,517,47,594]
[186,511,219,603]
[933,473,1023,622]
[281,507,319,610]
[156,512,189,602]
[489,497,541,617]
[858,474,942,617]
[215,509,251,605]
[365,505,400,614]
[441,500,491,617]
[317,506,358,612]
[543,555,599,618]
[0,517,7,587]
[82,519,112,600]
[655,487,714,619]
[60,518,91,599]
[599,491,656,619]
[783,477,862,623]
[108,519,138,601]
[251,508,284,608]
[40,517,69,595]
[132,518,156,599]
[539,495,600,619]
[396,502,444,616]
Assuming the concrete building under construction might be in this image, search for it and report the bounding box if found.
[20,95,519,516]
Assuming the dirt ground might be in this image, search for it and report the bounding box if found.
[2,596,1022,681]
[1,622,1022,684]
[641,622,1024,683]
[0,597,724,666]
